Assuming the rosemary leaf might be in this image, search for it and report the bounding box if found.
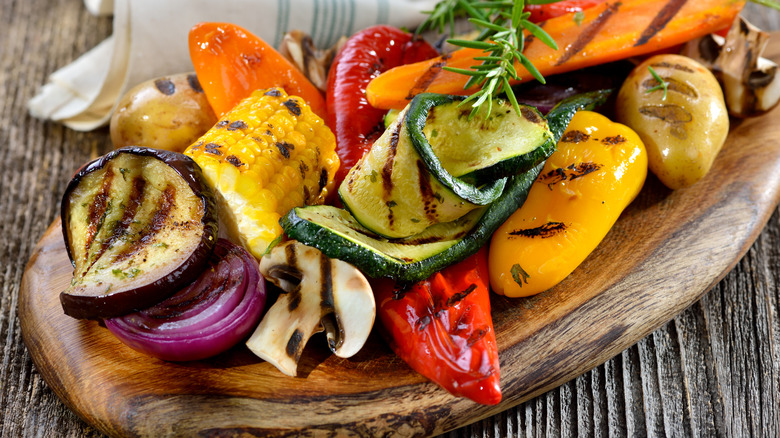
[447,39,497,50]
[421,0,562,118]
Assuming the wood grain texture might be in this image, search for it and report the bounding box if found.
[2,1,780,437]
[16,27,780,438]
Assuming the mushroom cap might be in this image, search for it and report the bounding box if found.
[246,241,375,376]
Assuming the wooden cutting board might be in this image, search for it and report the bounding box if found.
[19,38,780,437]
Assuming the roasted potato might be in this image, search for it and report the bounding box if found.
[616,54,729,189]
[110,73,217,152]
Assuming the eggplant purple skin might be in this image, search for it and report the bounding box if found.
[59,146,219,320]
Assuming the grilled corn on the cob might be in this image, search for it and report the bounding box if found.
[185,87,339,258]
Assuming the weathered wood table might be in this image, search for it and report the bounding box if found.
[1,1,779,436]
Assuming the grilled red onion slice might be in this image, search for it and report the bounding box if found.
[105,239,266,361]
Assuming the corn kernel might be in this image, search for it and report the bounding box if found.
[184,87,339,258]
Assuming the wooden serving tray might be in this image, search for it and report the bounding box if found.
[20,41,780,437]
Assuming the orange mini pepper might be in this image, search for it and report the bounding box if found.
[489,111,647,297]
[188,22,327,119]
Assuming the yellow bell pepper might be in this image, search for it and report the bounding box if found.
[489,111,647,297]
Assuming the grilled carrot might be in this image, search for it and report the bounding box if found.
[366,0,746,110]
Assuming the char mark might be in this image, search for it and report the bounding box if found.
[509,221,567,238]
[154,78,176,96]
[112,185,176,264]
[84,166,116,260]
[86,176,146,272]
[634,0,688,47]
[286,329,305,361]
[417,160,438,223]
[381,120,403,195]
[319,253,335,312]
[556,2,620,66]
[446,284,477,308]
[404,54,451,101]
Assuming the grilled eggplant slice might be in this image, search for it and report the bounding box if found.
[60,146,218,319]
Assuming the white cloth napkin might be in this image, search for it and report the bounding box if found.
[29,0,437,131]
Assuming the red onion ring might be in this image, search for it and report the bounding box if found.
[105,239,266,361]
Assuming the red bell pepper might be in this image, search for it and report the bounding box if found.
[525,0,606,23]
[325,25,439,187]
[373,247,502,405]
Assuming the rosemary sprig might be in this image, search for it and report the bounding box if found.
[418,0,561,118]
[645,66,670,100]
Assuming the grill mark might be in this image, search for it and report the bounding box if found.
[381,120,403,195]
[556,2,620,66]
[284,244,302,312]
[187,74,204,93]
[416,315,432,332]
[649,61,695,73]
[86,176,146,272]
[634,0,688,47]
[84,166,116,261]
[509,222,567,239]
[283,99,302,116]
[286,329,305,361]
[561,130,590,143]
[446,284,477,308]
[601,135,627,146]
[537,162,602,188]
[226,155,243,167]
[568,162,602,180]
[318,168,328,193]
[287,285,302,312]
[112,184,176,263]
[405,54,451,100]
[320,253,334,312]
[467,326,487,347]
[228,120,248,131]
[521,106,542,124]
[417,160,438,224]
[154,78,176,95]
[285,242,298,268]
[275,141,293,159]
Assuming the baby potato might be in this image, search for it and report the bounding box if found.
[110,73,217,153]
[616,54,728,189]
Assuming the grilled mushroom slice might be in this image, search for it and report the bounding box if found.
[279,30,346,92]
[682,16,780,118]
[246,240,375,376]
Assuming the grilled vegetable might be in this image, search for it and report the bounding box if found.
[365,0,745,110]
[524,0,606,22]
[338,93,553,238]
[246,241,375,376]
[60,147,219,319]
[279,30,345,92]
[189,22,327,119]
[682,16,780,118]
[326,25,439,188]
[110,73,217,153]
[283,91,612,282]
[374,247,501,405]
[105,239,266,362]
[184,87,339,259]
[490,111,647,297]
[616,54,728,189]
